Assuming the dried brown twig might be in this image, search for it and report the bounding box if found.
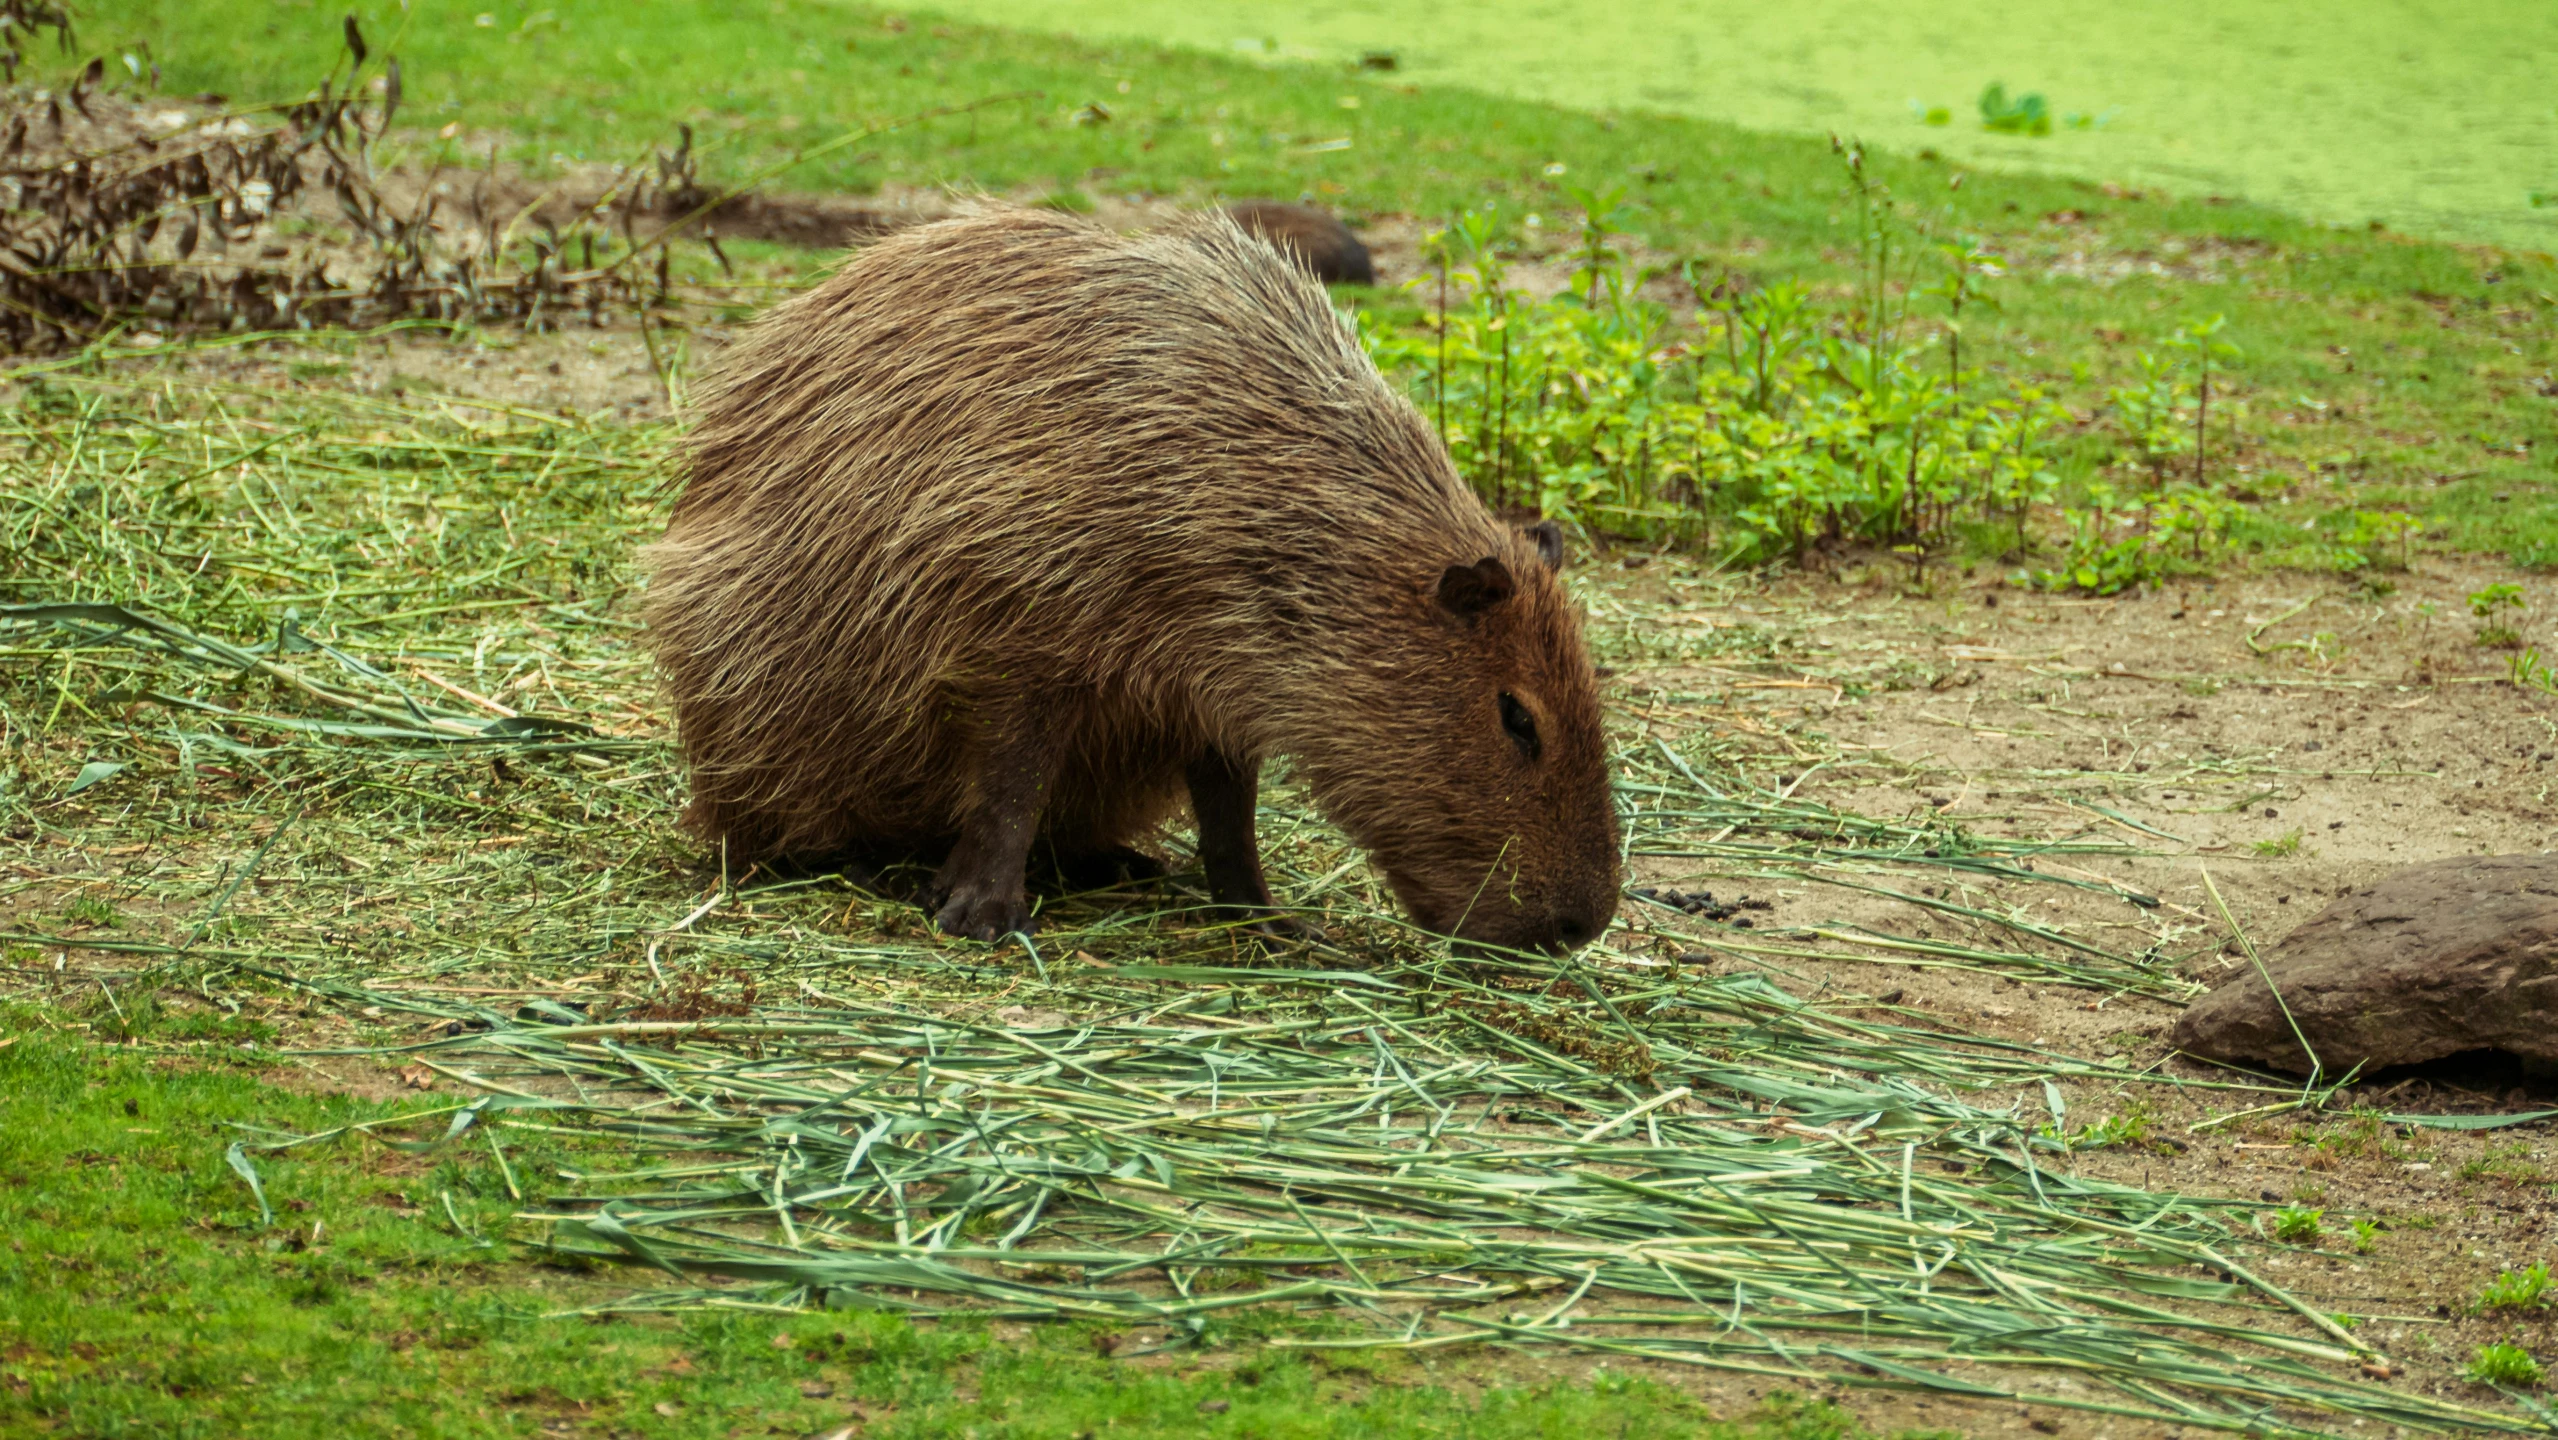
[0,17,677,352]
[0,17,1027,355]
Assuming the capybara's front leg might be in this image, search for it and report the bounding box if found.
[1185,748,1318,939]
[932,717,1064,941]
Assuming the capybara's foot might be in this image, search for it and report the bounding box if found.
[1243,912,1325,944]
[933,881,1035,941]
[1200,907,1323,944]
[1054,844,1169,889]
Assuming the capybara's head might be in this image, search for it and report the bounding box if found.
[1316,521,1620,954]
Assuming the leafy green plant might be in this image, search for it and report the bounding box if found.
[2344,509,2422,570]
[1563,181,1629,308]
[2511,647,2558,695]
[2480,1263,2552,1313]
[2270,1205,2325,1243]
[2165,315,2241,486]
[1977,83,2053,137]
[2029,484,2240,594]
[2471,582,2527,648]
[2109,351,2190,486]
[2063,1106,2159,1152]
[2251,828,2304,858]
[2349,1219,2380,1254]
[1929,238,2004,397]
[1366,165,2065,569]
[2464,1342,2545,1388]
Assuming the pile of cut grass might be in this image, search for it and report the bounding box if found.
[3,362,2548,1437]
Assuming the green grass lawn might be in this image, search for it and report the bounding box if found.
[897,0,2558,255]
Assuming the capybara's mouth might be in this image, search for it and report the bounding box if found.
[1420,892,1600,957]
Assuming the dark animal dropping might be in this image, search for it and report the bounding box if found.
[1630,887,1768,923]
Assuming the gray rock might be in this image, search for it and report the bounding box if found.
[2170,854,2558,1076]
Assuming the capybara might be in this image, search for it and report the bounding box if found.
[642,207,1618,951]
[1224,200,1375,286]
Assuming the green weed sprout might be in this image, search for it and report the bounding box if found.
[2270,1205,2325,1243]
[2165,315,2241,487]
[63,894,121,928]
[2061,1105,2158,1152]
[2031,484,2240,595]
[2345,509,2421,571]
[2251,828,2304,859]
[2463,1342,2545,1388]
[2480,1264,2552,1313]
[2109,351,2189,486]
[2471,583,2527,648]
[2349,1219,2380,1254]
[2511,648,2558,695]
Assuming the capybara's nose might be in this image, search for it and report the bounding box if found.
[1554,911,1602,952]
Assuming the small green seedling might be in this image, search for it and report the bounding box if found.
[2066,1109,2157,1151]
[2471,583,2526,649]
[2480,1263,2552,1313]
[2250,828,2303,859]
[2270,1205,2325,1243]
[2345,509,2421,571]
[2164,315,2242,487]
[2463,1342,2545,1388]
[2349,1218,2380,1254]
[2511,647,2558,696]
[64,894,122,928]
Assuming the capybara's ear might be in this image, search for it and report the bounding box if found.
[1527,519,1565,572]
[1436,556,1515,618]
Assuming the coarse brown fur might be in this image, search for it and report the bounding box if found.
[1225,200,1375,286]
[642,206,1617,951]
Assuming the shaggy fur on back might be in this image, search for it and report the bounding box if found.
[643,206,1618,948]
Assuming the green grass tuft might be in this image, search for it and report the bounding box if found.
[2464,1342,2547,1389]
[2270,1205,2326,1243]
[2480,1263,2553,1313]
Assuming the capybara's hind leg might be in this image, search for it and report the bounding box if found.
[1185,749,1320,939]
[931,714,1065,941]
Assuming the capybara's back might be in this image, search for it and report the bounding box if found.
[644,207,1618,951]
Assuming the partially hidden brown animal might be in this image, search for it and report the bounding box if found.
[1225,200,1375,285]
[642,206,1618,952]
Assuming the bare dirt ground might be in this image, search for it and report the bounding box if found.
[1581,552,2558,1431]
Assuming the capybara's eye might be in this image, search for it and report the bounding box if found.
[1498,691,1541,762]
